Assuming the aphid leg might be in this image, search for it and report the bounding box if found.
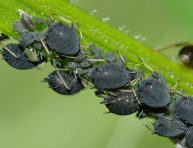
[138,57,154,72]
[155,41,192,51]
[87,58,105,62]
[137,110,144,119]
[103,111,111,114]
[119,89,133,93]
[53,66,70,90]
[79,76,94,88]
[130,77,140,86]
[39,34,50,54]
[132,89,141,105]
[144,124,154,133]
[3,46,19,58]
[51,12,72,25]
[71,22,83,39]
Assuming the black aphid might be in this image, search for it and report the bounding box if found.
[2,43,40,69]
[46,23,80,56]
[185,126,193,148]
[153,117,187,138]
[91,63,130,90]
[178,45,193,67]
[173,97,193,124]
[13,21,28,34]
[136,72,171,108]
[89,44,103,59]
[106,52,116,63]
[80,60,92,68]
[19,10,35,30]
[19,32,36,46]
[46,70,84,95]
[103,91,140,115]
[0,33,9,41]
[75,50,86,62]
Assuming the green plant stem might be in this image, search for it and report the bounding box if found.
[0,0,193,94]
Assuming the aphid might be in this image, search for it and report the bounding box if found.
[46,22,80,56]
[157,42,193,68]
[136,72,171,108]
[178,45,193,68]
[13,21,28,34]
[153,117,187,138]
[18,9,35,30]
[74,67,87,76]
[102,91,140,115]
[46,70,84,95]
[19,32,36,46]
[2,43,39,69]
[0,33,9,41]
[105,52,116,63]
[24,48,39,62]
[185,126,193,148]
[89,44,103,59]
[127,68,144,82]
[67,62,79,70]
[80,60,92,68]
[75,50,86,62]
[91,63,131,90]
[173,97,193,124]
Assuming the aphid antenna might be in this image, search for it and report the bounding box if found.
[130,77,140,86]
[87,58,105,62]
[3,46,19,58]
[71,22,83,39]
[39,34,50,54]
[138,57,154,72]
[64,55,76,59]
[155,41,192,51]
[79,76,94,87]
[53,66,70,90]
[103,111,111,115]
[108,91,119,96]
[144,124,154,133]
[51,12,72,26]
[118,53,126,64]
[131,88,141,105]
[119,89,133,93]
[137,110,144,119]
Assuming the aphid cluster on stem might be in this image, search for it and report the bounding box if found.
[1,10,193,148]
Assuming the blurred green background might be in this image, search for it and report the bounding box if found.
[1,0,193,148]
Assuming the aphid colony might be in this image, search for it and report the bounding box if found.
[1,11,193,147]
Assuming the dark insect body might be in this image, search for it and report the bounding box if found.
[2,43,40,69]
[136,72,171,108]
[19,32,36,46]
[13,21,28,34]
[153,117,187,138]
[103,91,139,115]
[19,10,35,30]
[185,126,193,148]
[106,52,116,63]
[46,70,84,95]
[91,63,130,90]
[46,23,80,56]
[178,45,193,68]
[173,97,193,124]
[89,44,103,59]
